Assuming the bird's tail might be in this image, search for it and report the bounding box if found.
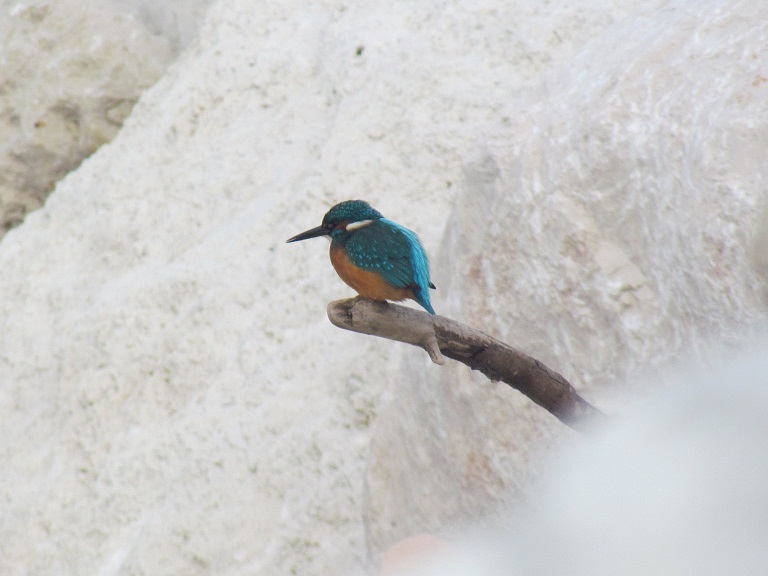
[413,288,435,315]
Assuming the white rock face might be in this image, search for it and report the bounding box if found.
[0,0,213,232]
[365,0,768,551]
[0,0,765,575]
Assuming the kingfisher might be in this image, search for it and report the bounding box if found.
[286,200,436,314]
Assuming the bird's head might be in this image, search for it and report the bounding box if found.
[286,200,384,243]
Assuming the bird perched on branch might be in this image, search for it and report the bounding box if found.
[287,200,436,314]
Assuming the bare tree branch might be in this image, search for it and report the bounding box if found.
[327,297,606,432]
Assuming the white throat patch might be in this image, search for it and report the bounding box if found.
[345,219,373,231]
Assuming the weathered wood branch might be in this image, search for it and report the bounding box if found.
[327,297,606,432]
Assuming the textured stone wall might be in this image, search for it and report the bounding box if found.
[0,0,764,574]
[364,0,768,551]
[0,0,212,232]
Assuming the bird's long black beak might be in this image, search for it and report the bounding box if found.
[286,225,328,243]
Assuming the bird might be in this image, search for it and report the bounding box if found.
[286,200,436,314]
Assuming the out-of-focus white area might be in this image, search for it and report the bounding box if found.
[518,345,768,576]
[0,0,765,574]
[0,0,213,231]
[103,0,215,49]
[399,343,768,576]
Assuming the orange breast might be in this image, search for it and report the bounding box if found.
[330,244,413,302]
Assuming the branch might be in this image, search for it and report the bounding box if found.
[327,298,606,432]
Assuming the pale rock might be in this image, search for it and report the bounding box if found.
[0,0,213,232]
[0,0,765,575]
[364,0,768,551]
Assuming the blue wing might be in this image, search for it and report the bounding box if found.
[345,219,435,314]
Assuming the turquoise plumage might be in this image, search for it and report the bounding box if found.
[287,200,436,314]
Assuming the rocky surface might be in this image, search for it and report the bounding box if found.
[0,0,212,232]
[0,0,765,574]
